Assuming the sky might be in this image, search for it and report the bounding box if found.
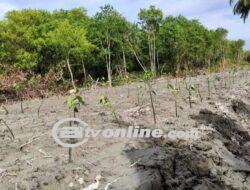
[0,0,249,49]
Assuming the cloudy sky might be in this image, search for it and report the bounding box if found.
[0,0,249,49]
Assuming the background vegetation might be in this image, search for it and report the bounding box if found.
[0,5,249,101]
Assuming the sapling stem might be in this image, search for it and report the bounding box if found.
[69,147,72,163]
[99,96,120,125]
[174,98,178,117]
[168,84,179,117]
[186,84,197,108]
[66,88,85,163]
[144,71,156,124]
[188,89,192,108]
[196,84,203,102]
[126,76,130,98]
[20,99,24,113]
[0,119,15,139]
[207,77,211,97]
[146,81,156,124]
[1,106,9,115]
[69,116,73,163]
[68,110,76,163]
[136,85,142,106]
[37,98,44,117]
[228,72,231,89]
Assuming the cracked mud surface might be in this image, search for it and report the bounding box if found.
[0,71,250,190]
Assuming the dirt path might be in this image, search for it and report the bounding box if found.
[0,71,250,190]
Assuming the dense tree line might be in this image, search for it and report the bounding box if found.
[0,5,246,86]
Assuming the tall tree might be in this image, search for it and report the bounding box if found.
[90,4,129,87]
[46,20,93,85]
[138,5,163,77]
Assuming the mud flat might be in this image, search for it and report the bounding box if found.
[0,71,250,190]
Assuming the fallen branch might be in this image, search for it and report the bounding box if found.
[129,159,141,168]
[0,169,17,179]
[25,159,33,167]
[105,177,121,190]
[0,119,15,139]
[19,133,46,151]
[38,149,52,158]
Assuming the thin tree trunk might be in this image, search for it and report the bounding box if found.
[107,38,112,87]
[147,82,156,124]
[153,32,156,77]
[148,34,152,72]
[122,46,127,77]
[82,58,87,82]
[188,90,192,108]
[37,98,44,117]
[127,39,146,72]
[20,99,24,113]
[174,98,178,117]
[66,54,75,88]
[156,50,159,72]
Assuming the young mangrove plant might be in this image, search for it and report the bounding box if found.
[213,75,221,93]
[99,95,120,124]
[136,85,144,106]
[37,98,45,118]
[66,87,85,163]
[206,77,212,97]
[196,84,203,102]
[168,84,180,117]
[12,83,25,113]
[232,67,237,84]
[126,75,130,98]
[66,88,85,118]
[228,68,237,89]
[1,105,9,115]
[0,119,15,140]
[186,84,197,108]
[143,70,157,124]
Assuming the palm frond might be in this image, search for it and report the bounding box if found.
[230,0,250,22]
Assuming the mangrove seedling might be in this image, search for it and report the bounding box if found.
[186,84,197,108]
[136,85,144,106]
[168,84,180,117]
[196,84,203,102]
[37,98,44,117]
[206,77,212,97]
[1,105,9,115]
[231,67,237,84]
[66,88,85,117]
[66,87,85,163]
[0,119,15,140]
[99,95,120,124]
[12,83,25,113]
[144,70,157,124]
[213,75,221,93]
[126,75,130,98]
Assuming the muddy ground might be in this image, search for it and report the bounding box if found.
[0,70,250,190]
